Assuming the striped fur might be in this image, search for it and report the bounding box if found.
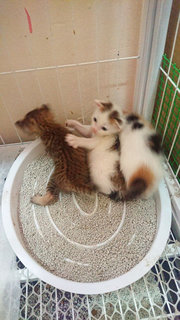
[15,105,94,205]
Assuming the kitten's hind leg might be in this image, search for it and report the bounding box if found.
[31,191,57,206]
[31,176,59,206]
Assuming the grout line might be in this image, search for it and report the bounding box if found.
[95,0,100,97]
[0,29,23,143]
[70,1,84,123]
[12,74,26,108]
[55,68,67,119]
[0,56,140,76]
[0,135,5,145]
[19,12,45,104]
[77,68,85,123]
[45,0,66,118]
[0,94,23,143]
[46,0,68,122]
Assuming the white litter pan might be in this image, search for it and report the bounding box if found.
[2,139,172,294]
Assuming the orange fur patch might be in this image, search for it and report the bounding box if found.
[128,165,154,189]
[31,191,55,206]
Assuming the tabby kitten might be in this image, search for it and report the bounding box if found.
[15,105,94,206]
[65,100,125,195]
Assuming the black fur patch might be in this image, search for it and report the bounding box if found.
[102,102,113,111]
[125,178,146,200]
[110,135,120,152]
[126,114,139,123]
[148,133,162,153]
[109,191,120,202]
[132,122,144,130]
[109,110,120,120]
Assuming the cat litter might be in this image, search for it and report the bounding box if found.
[18,153,157,283]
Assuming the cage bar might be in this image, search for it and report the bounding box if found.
[176,165,180,178]
[167,122,180,161]
[1,95,22,143]
[160,66,180,94]
[161,74,180,144]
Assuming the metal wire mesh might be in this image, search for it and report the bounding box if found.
[17,230,180,320]
[152,54,180,183]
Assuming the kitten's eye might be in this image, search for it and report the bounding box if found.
[93,117,97,122]
[102,126,107,131]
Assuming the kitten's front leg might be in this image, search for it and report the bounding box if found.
[66,120,92,137]
[65,134,96,150]
[65,134,82,148]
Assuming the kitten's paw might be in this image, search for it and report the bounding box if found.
[31,192,55,206]
[65,134,80,148]
[65,119,77,128]
[31,194,43,205]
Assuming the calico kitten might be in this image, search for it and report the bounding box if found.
[109,106,163,200]
[65,100,125,195]
[15,105,94,206]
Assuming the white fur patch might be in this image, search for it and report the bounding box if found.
[88,135,119,194]
[119,125,163,197]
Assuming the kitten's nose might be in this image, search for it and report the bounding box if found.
[15,120,21,126]
[92,127,97,134]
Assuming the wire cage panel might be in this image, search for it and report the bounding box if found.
[17,231,180,320]
[152,54,180,183]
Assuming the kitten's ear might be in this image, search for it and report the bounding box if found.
[113,118,124,130]
[94,99,105,111]
[41,104,50,111]
[109,110,125,130]
[94,100,113,112]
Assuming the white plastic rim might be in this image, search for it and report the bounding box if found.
[2,139,172,294]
